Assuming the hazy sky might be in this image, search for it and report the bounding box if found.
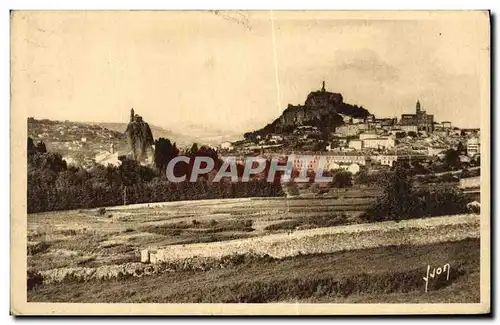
[12,11,488,133]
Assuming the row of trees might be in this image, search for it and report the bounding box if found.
[27,137,284,213]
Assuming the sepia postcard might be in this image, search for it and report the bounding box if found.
[10,10,490,315]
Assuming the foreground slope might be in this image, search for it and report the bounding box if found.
[28,239,480,303]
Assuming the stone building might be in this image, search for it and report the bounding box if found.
[288,153,369,174]
[362,136,396,149]
[398,125,418,133]
[467,137,480,157]
[400,100,434,132]
[348,139,363,150]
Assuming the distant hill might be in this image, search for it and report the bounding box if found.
[91,122,241,148]
[167,123,243,147]
[89,122,182,144]
[28,118,187,165]
[27,118,243,166]
[28,118,128,166]
[244,83,371,139]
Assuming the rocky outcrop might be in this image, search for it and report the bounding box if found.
[244,82,370,138]
[125,109,154,163]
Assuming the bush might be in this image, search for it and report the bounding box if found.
[205,220,254,233]
[264,214,349,231]
[468,203,480,214]
[407,131,417,137]
[264,220,301,231]
[354,170,379,185]
[439,173,458,183]
[57,229,77,236]
[415,187,468,217]
[310,183,320,194]
[140,225,183,236]
[362,166,468,222]
[27,241,50,255]
[460,168,470,179]
[27,270,43,290]
[331,170,353,188]
[286,183,300,196]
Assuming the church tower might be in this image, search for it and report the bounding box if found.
[321,80,326,92]
[416,100,421,114]
[130,108,135,122]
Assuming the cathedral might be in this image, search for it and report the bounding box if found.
[400,100,434,132]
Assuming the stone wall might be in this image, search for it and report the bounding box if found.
[460,176,481,189]
[35,214,479,284]
[143,214,479,264]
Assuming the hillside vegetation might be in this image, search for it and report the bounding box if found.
[28,117,126,165]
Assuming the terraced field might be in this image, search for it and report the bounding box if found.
[27,189,482,303]
[28,192,377,272]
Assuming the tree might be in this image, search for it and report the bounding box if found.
[353,169,380,185]
[55,170,81,190]
[182,144,221,181]
[35,141,47,153]
[28,137,36,156]
[366,165,417,222]
[443,149,460,170]
[118,156,142,186]
[26,137,287,213]
[154,138,179,176]
[416,187,468,217]
[29,152,67,173]
[411,161,428,175]
[460,168,471,178]
[312,141,326,152]
[395,131,406,139]
[472,155,481,167]
[407,131,417,138]
[331,169,353,188]
[187,143,199,156]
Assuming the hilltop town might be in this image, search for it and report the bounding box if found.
[219,82,480,177]
[22,11,487,309]
[28,82,481,180]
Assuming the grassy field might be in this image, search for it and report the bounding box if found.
[27,189,481,303]
[28,193,376,271]
[28,239,480,303]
